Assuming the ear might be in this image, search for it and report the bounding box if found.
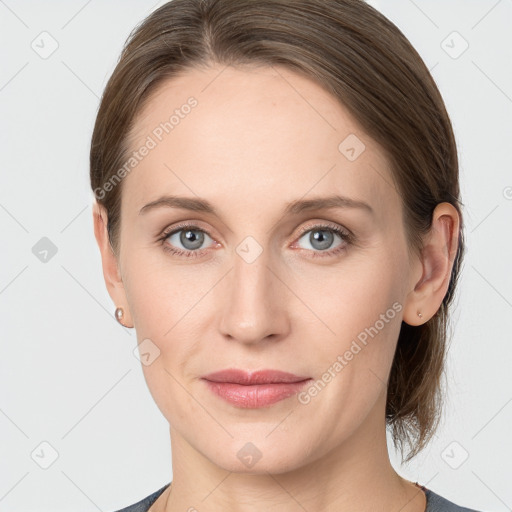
[92,200,134,328]
[402,202,460,326]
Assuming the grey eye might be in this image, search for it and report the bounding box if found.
[297,229,343,252]
[166,229,213,251]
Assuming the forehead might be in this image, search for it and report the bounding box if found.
[122,64,399,222]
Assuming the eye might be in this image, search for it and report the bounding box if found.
[294,223,351,258]
[159,223,215,258]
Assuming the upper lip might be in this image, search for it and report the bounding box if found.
[202,369,311,385]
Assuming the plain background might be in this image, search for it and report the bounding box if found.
[0,0,511,511]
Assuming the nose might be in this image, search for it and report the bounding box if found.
[218,247,291,345]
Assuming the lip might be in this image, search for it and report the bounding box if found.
[202,369,310,384]
[201,369,312,408]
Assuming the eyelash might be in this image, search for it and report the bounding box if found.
[157,221,354,259]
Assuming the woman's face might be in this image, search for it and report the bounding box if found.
[113,64,420,472]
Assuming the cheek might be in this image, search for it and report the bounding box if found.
[293,267,403,441]
[293,252,403,337]
[296,253,404,403]
[122,249,209,383]
[121,246,195,332]
[123,255,205,419]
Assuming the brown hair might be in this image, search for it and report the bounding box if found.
[90,0,465,462]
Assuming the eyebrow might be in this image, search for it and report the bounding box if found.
[138,194,374,216]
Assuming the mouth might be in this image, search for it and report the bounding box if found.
[201,369,312,408]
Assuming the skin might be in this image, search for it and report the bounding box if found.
[93,64,460,512]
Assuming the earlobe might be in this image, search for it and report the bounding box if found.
[402,202,460,326]
[92,201,134,328]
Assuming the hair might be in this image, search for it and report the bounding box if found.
[90,0,465,463]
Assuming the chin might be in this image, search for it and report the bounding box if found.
[202,432,317,475]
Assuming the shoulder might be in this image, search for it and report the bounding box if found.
[425,487,484,512]
[110,482,171,512]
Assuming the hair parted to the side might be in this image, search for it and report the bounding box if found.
[90,0,465,463]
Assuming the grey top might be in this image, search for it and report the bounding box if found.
[112,482,484,512]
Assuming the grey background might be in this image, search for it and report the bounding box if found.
[0,0,511,511]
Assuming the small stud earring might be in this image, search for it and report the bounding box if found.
[115,307,125,325]
[115,307,133,328]
[417,311,423,318]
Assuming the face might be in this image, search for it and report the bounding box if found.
[112,64,417,473]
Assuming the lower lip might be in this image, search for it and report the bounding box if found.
[203,379,311,408]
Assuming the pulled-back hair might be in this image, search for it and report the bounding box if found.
[90,0,465,462]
